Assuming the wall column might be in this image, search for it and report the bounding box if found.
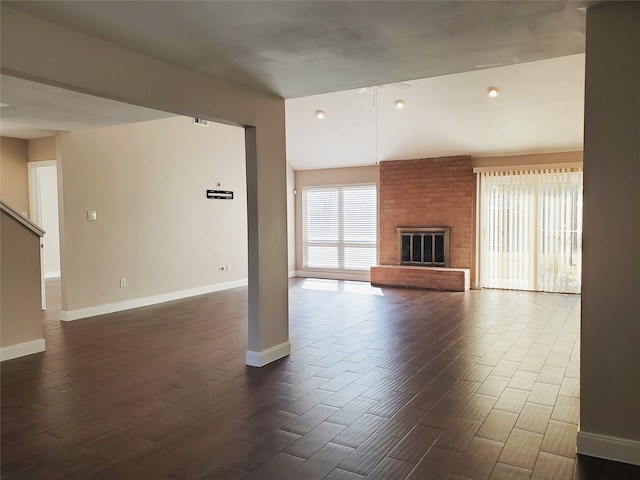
[1,6,290,368]
[244,127,291,366]
[579,2,640,465]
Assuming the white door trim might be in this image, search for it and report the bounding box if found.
[28,160,56,226]
[28,160,57,310]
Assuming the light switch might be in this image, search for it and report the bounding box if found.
[87,210,97,221]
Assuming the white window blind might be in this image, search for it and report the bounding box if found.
[480,167,583,293]
[481,170,536,291]
[302,184,377,271]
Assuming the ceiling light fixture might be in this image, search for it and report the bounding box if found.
[487,87,500,98]
[395,100,405,109]
[315,110,326,119]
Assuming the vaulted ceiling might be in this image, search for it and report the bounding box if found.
[286,54,585,170]
[1,1,590,167]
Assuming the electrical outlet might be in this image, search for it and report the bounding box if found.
[120,278,126,288]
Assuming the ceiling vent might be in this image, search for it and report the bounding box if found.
[193,118,209,127]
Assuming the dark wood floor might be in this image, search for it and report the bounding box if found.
[2,278,639,479]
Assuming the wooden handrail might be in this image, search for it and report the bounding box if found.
[0,200,45,237]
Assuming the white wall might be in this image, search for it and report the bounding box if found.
[57,116,247,316]
[37,165,61,277]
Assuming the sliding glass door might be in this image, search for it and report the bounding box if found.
[537,169,583,293]
[480,167,583,293]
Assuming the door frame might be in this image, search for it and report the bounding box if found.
[28,160,57,310]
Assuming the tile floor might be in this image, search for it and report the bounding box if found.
[1,277,638,479]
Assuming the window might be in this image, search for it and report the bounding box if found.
[480,167,583,293]
[302,184,377,271]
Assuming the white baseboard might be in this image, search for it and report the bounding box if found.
[45,271,61,279]
[577,429,640,466]
[295,270,371,282]
[60,279,248,321]
[1,338,46,361]
[246,341,291,367]
[288,270,297,278]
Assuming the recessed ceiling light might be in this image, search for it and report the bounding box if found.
[487,87,500,98]
[395,100,405,109]
[315,110,326,119]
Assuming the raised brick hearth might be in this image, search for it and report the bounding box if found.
[372,155,474,291]
[371,265,470,292]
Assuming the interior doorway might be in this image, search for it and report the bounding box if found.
[28,159,61,309]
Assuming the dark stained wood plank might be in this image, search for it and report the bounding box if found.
[1,278,636,480]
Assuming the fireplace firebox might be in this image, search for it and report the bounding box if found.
[397,227,451,267]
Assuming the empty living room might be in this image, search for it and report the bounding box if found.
[1,2,639,479]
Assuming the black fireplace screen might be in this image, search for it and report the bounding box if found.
[401,233,446,266]
[397,226,450,267]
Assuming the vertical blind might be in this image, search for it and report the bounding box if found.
[480,167,583,293]
[302,184,377,271]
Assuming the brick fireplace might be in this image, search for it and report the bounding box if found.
[371,155,474,291]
